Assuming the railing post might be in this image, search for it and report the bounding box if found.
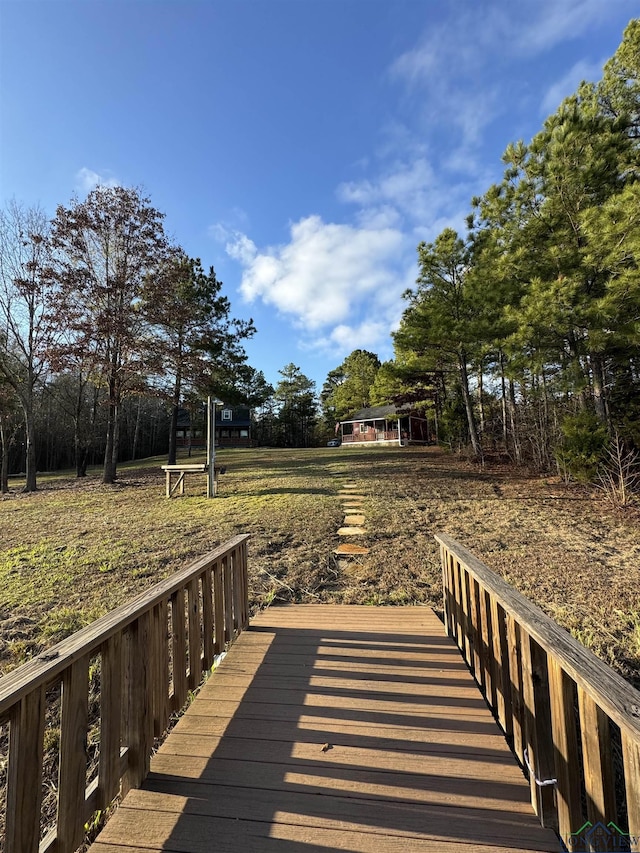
[213,559,225,655]
[577,687,617,827]
[223,553,233,643]
[202,568,215,670]
[171,588,187,710]
[490,597,512,739]
[506,614,525,766]
[479,585,496,708]
[187,578,202,690]
[57,654,90,852]
[548,657,583,840]
[5,686,45,853]
[99,632,122,809]
[521,634,557,829]
[622,730,640,838]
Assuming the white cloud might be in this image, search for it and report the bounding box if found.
[308,320,391,357]
[235,215,405,330]
[540,58,605,115]
[75,167,119,193]
[514,0,629,56]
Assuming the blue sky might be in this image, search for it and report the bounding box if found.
[1,0,636,395]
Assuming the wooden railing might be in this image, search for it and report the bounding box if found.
[0,534,250,853]
[437,534,640,850]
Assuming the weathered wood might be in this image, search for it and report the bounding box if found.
[577,687,617,826]
[171,588,187,711]
[0,535,250,853]
[151,601,169,737]
[161,464,207,497]
[490,597,512,738]
[520,633,557,828]
[201,568,215,670]
[469,576,484,691]
[87,604,558,853]
[437,534,640,844]
[99,632,122,809]
[57,654,90,852]
[478,585,496,709]
[0,535,250,715]
[458,566,472,671]
[548,656,583,840]
[187,577,202,690]
[5,686,45,853]
[213,560,225,655]
[435,534,640,741]
[506,614,525,765]
[222,553,233,644]
[622,728,640,837]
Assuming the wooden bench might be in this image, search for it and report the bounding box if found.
[161,464,225,497]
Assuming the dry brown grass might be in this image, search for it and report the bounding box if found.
[1,445,639,688]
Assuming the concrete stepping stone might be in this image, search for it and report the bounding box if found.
[333,543,370,556]
[337,526,366,535]
[344,514,365,526]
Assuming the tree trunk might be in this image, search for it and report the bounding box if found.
[458,349,482,459]
[477,363,485,435]
[590,352,609,428]
[103,369,118,483]
[22,397,37,492]
[499,351,509,451]
[131,395,142,461]
[508,379,522,465]
[0,416,9,493]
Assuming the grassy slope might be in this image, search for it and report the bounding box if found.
[1,445,639,687]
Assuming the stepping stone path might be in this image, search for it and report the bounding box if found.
[331,473,370,569]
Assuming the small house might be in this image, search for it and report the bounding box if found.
[339,405,430,446]
[215,406,253,448]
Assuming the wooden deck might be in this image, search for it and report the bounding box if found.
[89,605,560,853]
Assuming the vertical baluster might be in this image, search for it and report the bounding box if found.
[490,598,512,738]
[99,632,122,809]
[549,657,584,840]
[57,654,90,852]
[213,559,225,655]
[479,585,495,708]
[506,615,525,765]
[622,729,640,839]
[5,687,46,853]
[202,568,215,670]
[171,589,187,710]
[187,578,202,690]
[578,687,617,827]
[521,634,557,829]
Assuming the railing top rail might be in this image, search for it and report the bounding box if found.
[0,533,250,716]
[436,532,640,740]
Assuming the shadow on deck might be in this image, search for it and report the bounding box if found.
[90,605,560,852]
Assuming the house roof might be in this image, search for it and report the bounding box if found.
[341,405,407,423]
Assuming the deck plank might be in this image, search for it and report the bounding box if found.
[89,604,561,852]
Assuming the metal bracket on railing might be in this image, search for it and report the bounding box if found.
[524,748,557,787]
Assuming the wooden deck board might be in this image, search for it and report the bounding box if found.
[89,604,561,852]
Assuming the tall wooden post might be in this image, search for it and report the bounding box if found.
[207,397,216,498]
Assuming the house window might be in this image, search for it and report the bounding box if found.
[240,429,249,437]
[222,409,232,421]
[359,423,367,433]
[220,429,230,437]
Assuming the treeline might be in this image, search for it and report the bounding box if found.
[322,21,640,488]
[0,186,260,491]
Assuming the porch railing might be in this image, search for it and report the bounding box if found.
[437,533,640,849]
[0,534,250,853]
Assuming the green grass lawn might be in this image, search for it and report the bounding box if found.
[2,444,640,687]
